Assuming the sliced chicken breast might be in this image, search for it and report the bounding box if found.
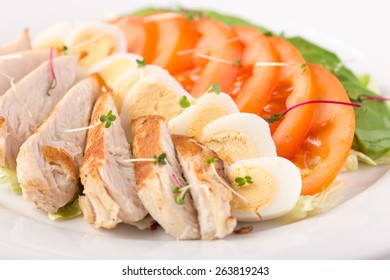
[0,49,50,96]
[131,115,200,240]
[79,92,148,229]
[0,29,31,55]
[0,55,79,169]
[16,74,101,213]
[172,135,237,240]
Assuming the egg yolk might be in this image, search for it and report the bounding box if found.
[112,72,140,112]
[227,165,277,212]
[201,130,258,166]
[125,80,182,124]
[187,105,229,140]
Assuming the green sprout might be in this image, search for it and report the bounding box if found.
[153,153,167,165]
[100,110,116,128]
[179,95,191,108]
[235,176,254,187]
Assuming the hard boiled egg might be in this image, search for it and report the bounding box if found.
[120,72,192,140]
[87,53,142,87]
[33,22,79,50]
[168,92,239,140]
[226,157,302,222]
[65,22,127,69]
[111,64,170,112]
[200,113,276,166]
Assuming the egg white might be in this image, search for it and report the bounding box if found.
[227,157,302,222]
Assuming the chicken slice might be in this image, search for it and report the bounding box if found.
[0,55,79,169]
[0,49,50,96]
[79,92,148,229]
[0,29,31,55]
[16,74,101,213]
[131,115,200,240]
[172,135,237,240]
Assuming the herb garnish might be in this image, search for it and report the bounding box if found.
[179,95,191,108]
[265,100,361,124]
[206,158,248,202]
[65,110,117,132]
[172,185,191,205]
[136,58,146,68]
[99,110,116,128]
[235,176,253,186]
[121,153,167,165]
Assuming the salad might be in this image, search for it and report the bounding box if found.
[0,6,389,241]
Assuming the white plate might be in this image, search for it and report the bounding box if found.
[1,0,390,259]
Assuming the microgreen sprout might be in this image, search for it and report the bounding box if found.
[194,53,240,66]
[206,158,248,202]
[153,153,167,165]
[179,95,191,108]
[357,94,390,102]
[99,110,116,128]
[0,54,22,60]
[177,37,239,56]
[65,110,117,132]
[235,176,253,186]
[48,47,57,95]
[120,152,167,165]
[172,185,191,205]
[234,59,242,67]
[300,63,307,72]
[265,100,361,124]
[136,58,146,68]
[206,157,216,164]
[204,83,221,95]
[62,45,69,54]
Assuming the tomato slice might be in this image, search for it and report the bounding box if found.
[151,16,200,75]
[229,26,279,114]
[112,16,158,63]
[259,36,316,159]
[175,19,243,97]
[292,64,355,195]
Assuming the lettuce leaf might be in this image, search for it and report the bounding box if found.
[48,198,82,221]
[0,167,22,194]
[131,7,390,160]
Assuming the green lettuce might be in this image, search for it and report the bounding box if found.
[131,7,390,160]
[48,198,82,221]
[0,167,22,194]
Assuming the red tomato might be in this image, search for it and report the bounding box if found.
[293,64,355,195]
[112,16,159,63]
[151,16,200,75]
[259,36,316,159]
[175,19,243,97]
[229,26,279,114]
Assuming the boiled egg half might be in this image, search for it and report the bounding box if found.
[226,157,302,222]
[120,72,192,140]
[168,92,239,140]
[65,22,127,69]
[87,53,142,87]
[200,113,277,166]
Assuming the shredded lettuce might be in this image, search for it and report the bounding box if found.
[48,198,82,221]
[342,149,377,172]
[284,180,349,221]
[0,167,22,194]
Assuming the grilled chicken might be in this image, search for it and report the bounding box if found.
[172,135,237,240]
[79,92,148,229]
[131,115,200,240]
[16,74,101,213]
[0,55,79,169]
[0,49,50,96]
[0,29,31,55]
